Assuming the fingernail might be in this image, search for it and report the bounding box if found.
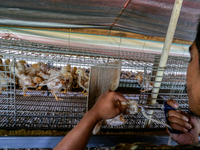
[187,124,192,129]
[174,103,178,108]
[184,128,188,133]
[184,117,189,122]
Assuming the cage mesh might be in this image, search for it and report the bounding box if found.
[0,38,190,130]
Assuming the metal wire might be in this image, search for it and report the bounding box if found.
[0,38,190,130]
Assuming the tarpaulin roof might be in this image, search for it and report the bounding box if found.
[0,0,200,41]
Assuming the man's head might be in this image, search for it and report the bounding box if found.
[186,19,200,117]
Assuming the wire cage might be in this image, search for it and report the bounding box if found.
[0,38,190,132]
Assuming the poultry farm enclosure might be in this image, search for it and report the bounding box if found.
[0,38,189,132]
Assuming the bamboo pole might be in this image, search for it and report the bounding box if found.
[145,0,183,128]
[151,0,183,103]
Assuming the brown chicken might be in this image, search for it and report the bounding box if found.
[26,62,47,77]
[71,67,78,88]
[0,55,5,71]
[135,72,154,92]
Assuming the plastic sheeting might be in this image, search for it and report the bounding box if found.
[0,0,200,41]
[0,27,189,57]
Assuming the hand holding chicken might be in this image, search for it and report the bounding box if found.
[92,91,138,134]
[54,90,129,150]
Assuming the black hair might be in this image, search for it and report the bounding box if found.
[195,18,200,54]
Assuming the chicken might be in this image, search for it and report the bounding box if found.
[9,60,27,80]
[26,62,46,77]
[60,65,73,94]
[0,56,6,94]
[11,60,45,96]
[24,62,48,90]
[19,74,44,97]
[71,67,78,88]
[0,55,5,71]
[92,100,138,134]
[39,75,68,101]
[38,65,72,100]
[75,68,89,96]
[0,57,15,94]
[37,71,50,80]
[135,72,154,92]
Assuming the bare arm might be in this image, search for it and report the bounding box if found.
[54,90,128,150]
[54,111,99,150]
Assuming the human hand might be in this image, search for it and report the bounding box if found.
[89,90,128,121]
[166,99,200,144]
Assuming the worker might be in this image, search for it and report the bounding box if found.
[166,17,200,145]
[54,19,200,149]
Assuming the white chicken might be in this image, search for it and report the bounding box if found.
[38,65,73,101]
[39,75,68,101]
[75,68,89,96]
[9,60,28,82]
[5,59,14,79]
[0,56,6,93]
[19,74,44,96]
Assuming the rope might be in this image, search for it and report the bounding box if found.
[138,105,173,145]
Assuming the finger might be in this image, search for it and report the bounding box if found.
[168,116,192,130]
[166,99,179,108]
[114,93,128,102]
[169,122,190,133]
[167,99,179,109]
[168,110,189,122]
[115,92,124,97]
[115,102,127,114]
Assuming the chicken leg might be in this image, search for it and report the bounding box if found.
[36,86,43,90]
[140,89,148,93]
[53,93,63,101]
[62,88,69,94]
[72,82,79,88]
[83,91,88,97]
[0,87,2,94]
[23,89,30,97]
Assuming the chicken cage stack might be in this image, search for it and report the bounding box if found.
[0,38,190,132]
